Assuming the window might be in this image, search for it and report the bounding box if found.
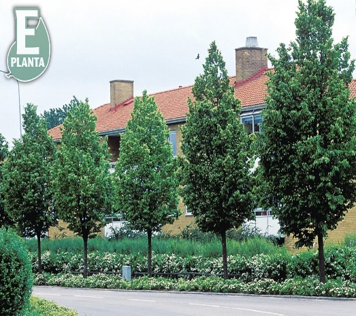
[254,208,271,217]
[185,205,193,216]
[241,113,262,134]
[254,114,262,133]
[168,130,177,157]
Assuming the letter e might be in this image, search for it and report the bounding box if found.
[15,9,40,55]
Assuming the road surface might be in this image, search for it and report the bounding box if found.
[33,286,356,316]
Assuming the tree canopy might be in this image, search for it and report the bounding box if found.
[115,91,179,276]
[52,100,113,278]
[41,96,81,130]
[180,41,255,279]
[0,134,11,228]
[259,0,356,282]
[2,104,57,272]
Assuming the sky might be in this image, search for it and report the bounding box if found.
[0,0,355,143]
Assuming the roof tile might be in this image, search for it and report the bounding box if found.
[48,73,356,141]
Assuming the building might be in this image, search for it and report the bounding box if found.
[49,37,356,242]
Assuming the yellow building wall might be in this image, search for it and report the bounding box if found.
[285,205,356,252]
[48,220,104,239]
[48,220,76,239]
[163,198,195,235]
[161,122,196,234]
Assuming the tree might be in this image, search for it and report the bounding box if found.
[52,100,112,278]
[0,134,12,228]
[2,104,57,273]
[41,96,81,130]
[180,41,255,279]
[0,134,8,162]
[115,91,179,277]
[259,0,356,283]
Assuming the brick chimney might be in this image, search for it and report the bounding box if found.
[235,37,268,82]
[110,79,134,108]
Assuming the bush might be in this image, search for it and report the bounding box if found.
[344,233,356,248]
[33,273,356,297]
[28,244,356,282]
[27,296,78,316]
[29,251,291,279]
[178,224,262,243]
[178,224,216,242]
[287,247,356,282]
[107,223,147,240]
[0,228,33,315]
[226,224,262,242]
[287,250,319,279]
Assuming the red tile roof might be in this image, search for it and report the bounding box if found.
[233,68,269,107]
[48,72,356,141]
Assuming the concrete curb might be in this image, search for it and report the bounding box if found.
[33,285,356,301]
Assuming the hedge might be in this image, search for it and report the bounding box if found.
[0,228,33,316]
[27,297,78,316]
[34,273,356,298]
[30,246,356,282]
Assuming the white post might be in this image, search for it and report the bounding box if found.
[122,265,132,281]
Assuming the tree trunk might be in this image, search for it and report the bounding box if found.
[318,233,326,283]
[83,234,88,279]
[37,231,42,274]
[221,229,228,279]
[148,228,152,277]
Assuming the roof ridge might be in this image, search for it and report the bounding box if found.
[109,97,134,112]
[234,67,270,88]
[150,75,240,97]
[149,84,194,97]
[94,102,110,110]
[93,103,111,113]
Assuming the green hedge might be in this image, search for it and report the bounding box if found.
[30,246,356,282]
[31,251,289,281]
[0,228,33,316]
[27,296,78,316]
[33,273,356,297]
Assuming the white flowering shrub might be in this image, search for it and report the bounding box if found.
[33,273,356,297]
[29,245,356,283]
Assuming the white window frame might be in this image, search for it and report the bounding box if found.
[185,205,193,216]
[168,130,177,157]
[254,207,271,217]
[240,111,262,134]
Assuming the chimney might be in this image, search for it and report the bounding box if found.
[235,37,268,82]
[110,79,134,108]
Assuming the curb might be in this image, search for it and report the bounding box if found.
[33,285,356,301]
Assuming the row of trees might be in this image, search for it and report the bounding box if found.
[0,102,113,277]
[0,95,180,278]
[117,0,356,283]
[0,0,354,283]
[182,0,355,283]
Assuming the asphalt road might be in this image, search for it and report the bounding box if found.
[33,286,356,316]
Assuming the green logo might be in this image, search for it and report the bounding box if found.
[5,7,51,82]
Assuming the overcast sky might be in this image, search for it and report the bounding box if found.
[0,0,355,143]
